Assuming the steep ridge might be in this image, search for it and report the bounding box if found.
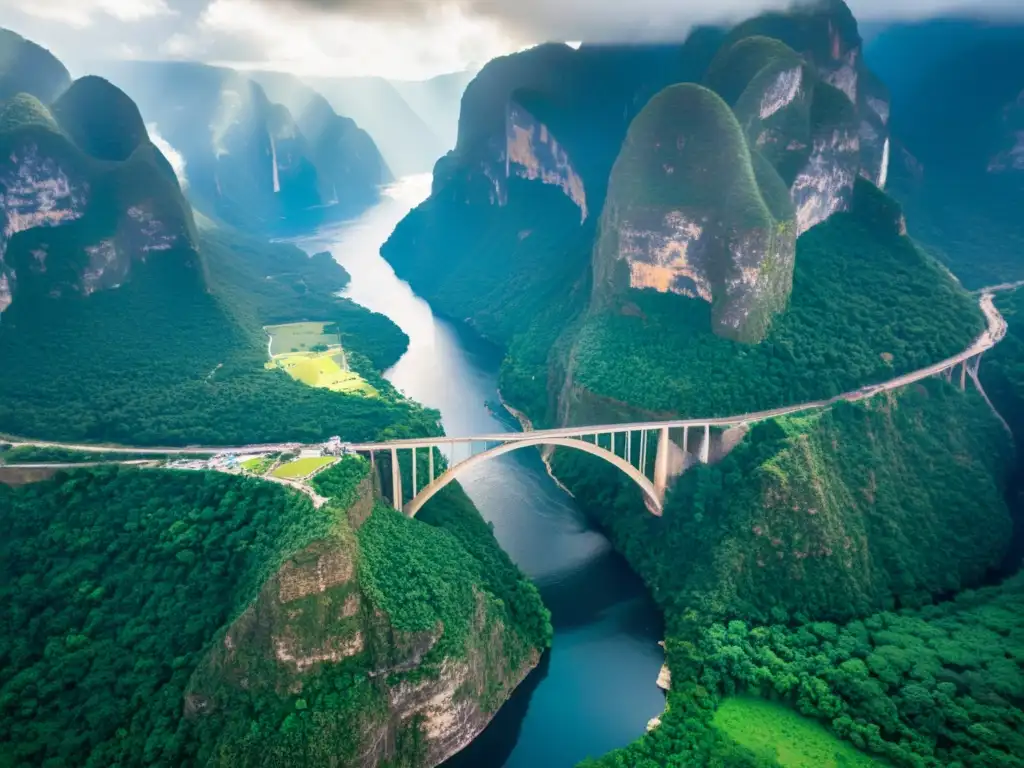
[0,28,70,104]
[0,76,198,318]
[95,60,389,233]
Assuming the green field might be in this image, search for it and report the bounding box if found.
[271,456,336,480]
[240,456,275,475]
[713,697,886,767]
[265,321,339,357]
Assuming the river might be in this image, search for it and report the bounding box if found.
[297,176,665,768]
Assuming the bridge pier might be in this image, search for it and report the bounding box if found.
[412,447,417,495]
[700,424,710,464]
[639,430,648,476]
[428,447,434,484]
[390,448,402,511]
[960,360,967,391]
[653,426,670,504]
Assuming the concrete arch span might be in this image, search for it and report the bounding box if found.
[403,436,661,517]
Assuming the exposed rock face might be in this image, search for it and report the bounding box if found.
[0,141,88,311]
[506,100,587,221]
[709,15,888,236]
[188,478,542,768]
[791,124,860,234]
[594,84,797,344]
[0,79,197,315]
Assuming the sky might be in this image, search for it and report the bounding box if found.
[0,0,1021,81]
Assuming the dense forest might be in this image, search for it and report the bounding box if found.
[0,466,328,767]
[0,229,428,446]
[185,459,551,766]
[0,459,551,768]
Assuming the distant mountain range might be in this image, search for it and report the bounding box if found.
[304,70,475,177]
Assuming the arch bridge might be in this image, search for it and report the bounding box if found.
[346,343,993,518]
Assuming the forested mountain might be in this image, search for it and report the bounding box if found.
[0,461,550,767]
[0,33,422,447]
[94,59,390,233]
[378,1,1024,765]
[0,31,551,768]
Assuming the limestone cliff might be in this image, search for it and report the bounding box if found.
[724,0,890,196]
[187,473,547,768]
[593,84,797,344]
[707,13,887,236]
[505,98,587,221]
[0,81,197,316]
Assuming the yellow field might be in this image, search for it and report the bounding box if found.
[265,321,339,357]
[271,457,336,480]
[269,351,377,397]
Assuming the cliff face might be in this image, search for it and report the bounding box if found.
[98,61,387,232]
[0,79,198,317]
[188,475,546,768]
[593,84,797,344]
[505,99,587,221]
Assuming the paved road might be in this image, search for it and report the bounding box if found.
[1,286,1014,457]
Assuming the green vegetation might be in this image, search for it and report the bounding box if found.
[573,182,983,417]
[266,321,340,357]
[0,446,165,464]
[713,697,886,767]
[51,75,147,162]
[573,382,1012,768]
[384,178,590,346]
[240,456,275,475]
[556,381,1010,625]
[271,456,335,480]
[184,462,550,766]
[0,27,70,104]
[0,230,432,446]
[0,92,59,133]
[698,574,1024,768]
[705,36,804,107]
[0,466,330,767]
[268,348,378,397]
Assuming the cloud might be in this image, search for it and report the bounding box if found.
[255,0,1024,43]
[189,0,523,78]
[147,123,189,188]
[0,0,174,28]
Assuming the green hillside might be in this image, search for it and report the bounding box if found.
[52,76,148,162]
[0,28,70,104]
[568,182,983,419]
[0,462,550,767]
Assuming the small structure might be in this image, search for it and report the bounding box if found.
[324,436,344,456]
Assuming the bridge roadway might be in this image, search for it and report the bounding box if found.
[0,286,1013,515]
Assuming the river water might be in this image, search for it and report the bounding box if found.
[297,176,665,768]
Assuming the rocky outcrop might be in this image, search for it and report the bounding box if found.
[988,89,1024,174]
[188,477,542,767]
[594,84,797,344]
[0,80,197,315]
[708,12,888,236]
[505,100,587,221]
